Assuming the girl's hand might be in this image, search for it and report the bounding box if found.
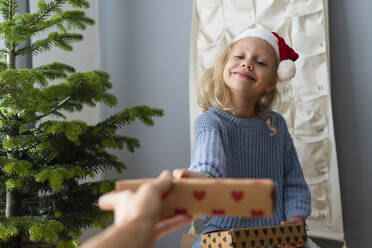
[172,169,209,179]
[279,216,306,248]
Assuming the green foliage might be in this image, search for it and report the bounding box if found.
[0,221,19,241]
[45,120,87,144]
[0,0,164,247]
[3,160,33,177]
[37,62,76,80]
[17,32,84,55]
[0,0,94,48]
[5,178,22,191]
[57,240,79,248]
[92,211,114,229]
[29,220,63,242]
[0,216,64,243]
[0,0,18,21]
[35,166,85,191]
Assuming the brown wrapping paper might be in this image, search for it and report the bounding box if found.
[116,178,275,217]
[201,224,307,248]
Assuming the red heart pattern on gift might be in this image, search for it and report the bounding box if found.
[193,190,206,201]
[175,208,188,215]
[251,209,264,217]
[212,209,226,215]
[161,191,169,200]
[231,191,244,202]
[156,180,273,217]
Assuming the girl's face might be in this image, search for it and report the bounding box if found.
[223,37,278,101]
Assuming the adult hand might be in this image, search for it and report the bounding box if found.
[279,216,306,248]
[98,170,192,240]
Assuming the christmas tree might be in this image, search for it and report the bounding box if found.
[0,0,163,247]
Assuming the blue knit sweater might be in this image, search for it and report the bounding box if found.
[189,107,311,229]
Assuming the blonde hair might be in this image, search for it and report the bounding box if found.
[198,43,279,135]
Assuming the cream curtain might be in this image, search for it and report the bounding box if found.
[189,0,344,241]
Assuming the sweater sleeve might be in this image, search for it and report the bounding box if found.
[283,126,312,220]
[188,116,226,178]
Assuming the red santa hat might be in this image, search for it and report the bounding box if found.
[233,28,299,81]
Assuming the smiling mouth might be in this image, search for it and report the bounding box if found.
[233,72,256,81]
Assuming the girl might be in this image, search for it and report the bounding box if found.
[173,28,311,248]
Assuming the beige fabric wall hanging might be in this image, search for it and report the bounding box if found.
[189,0,344,242]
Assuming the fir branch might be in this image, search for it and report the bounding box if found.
[27,4,93,38]
[46,143,127,174]
[0,68,49,93]
[37,62,75,76]
[0,216,64,244]
[67,0,90,9]
[0,110,6,120]
[2,135,41,153]
[15,38,54,55]
[34,96,71,122]
[30,70,116,118]
[0,61,7,71]
[48,111,66,120]
[96,105,164,130]
[4,136,45,153]
[0,0,18,21]
[8,0,12,20]
[16,33,83,55]
[27,0,65,27]
[27,0,91,29]
[30,11,94,41]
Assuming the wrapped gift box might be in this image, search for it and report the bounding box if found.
[116,178,274,217]
[201,224,307,248]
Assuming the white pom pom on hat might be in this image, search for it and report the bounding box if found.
[277,59,296,82]
[233,28,299,82]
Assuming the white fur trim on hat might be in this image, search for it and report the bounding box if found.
[233,28,280,62]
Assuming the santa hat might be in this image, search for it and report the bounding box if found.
[233,28,299,81]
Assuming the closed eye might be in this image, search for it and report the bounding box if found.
[234,55,244,59]
[256,61,266,66]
